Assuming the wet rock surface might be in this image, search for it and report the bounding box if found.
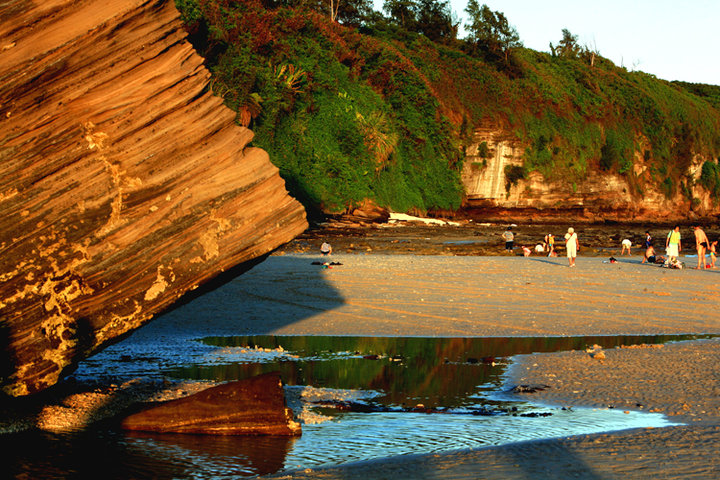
[279,220,720,257]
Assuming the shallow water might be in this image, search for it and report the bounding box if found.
[7,333,703,478]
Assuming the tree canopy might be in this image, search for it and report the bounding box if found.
[463,0,521,62]
[383,0,457,43]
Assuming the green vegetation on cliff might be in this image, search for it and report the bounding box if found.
[176,0,720,216]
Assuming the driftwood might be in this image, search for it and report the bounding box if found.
[121,373,301,436]
[0,1,307,396]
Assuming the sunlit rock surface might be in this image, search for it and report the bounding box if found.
[121,373,302,435]
[0,0,307,396]
[461,126,716,222]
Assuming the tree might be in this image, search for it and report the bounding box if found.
[277,0,373,25]
[464,1,521,63]
[550,28,581,58]
[414,0,457,43]
[383,0,457,43]
[383,0,417,30]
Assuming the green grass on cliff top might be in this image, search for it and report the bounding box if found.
[175,0,720,216]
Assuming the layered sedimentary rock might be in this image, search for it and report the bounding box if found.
[122,373,301,435]
[0,0,307,396]
[461,127,714,222]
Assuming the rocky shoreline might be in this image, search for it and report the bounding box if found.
[278,218,720,258]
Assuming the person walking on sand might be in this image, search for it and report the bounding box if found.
[565,227,579,267]
[501,226,514,253]
[665,225,681,264]
[693,225,709,269]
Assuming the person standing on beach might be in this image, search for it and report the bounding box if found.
[693,225,709,269]
[665,225,681,264]
[565,227,579,267]
[501,226,514,252]
[546,233,555,256]
[644,231,653,248]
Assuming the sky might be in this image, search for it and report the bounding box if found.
[373,0,719,85]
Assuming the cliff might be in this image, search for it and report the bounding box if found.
[170,1,720,219]
[461,127,717,223]
[0,0,307,396]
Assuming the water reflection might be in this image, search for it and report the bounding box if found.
[8,334,707,479]
[171,334,709,410]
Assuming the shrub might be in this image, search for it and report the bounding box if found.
[699,160,720,196]
[504,164,526,192]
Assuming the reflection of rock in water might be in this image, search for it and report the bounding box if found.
[124,431,295,477]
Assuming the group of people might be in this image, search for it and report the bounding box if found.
[503,226,579,267]
[504,224,718,269]
[640,226,717,269]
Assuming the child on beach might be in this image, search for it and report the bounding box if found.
[711,241,717,268]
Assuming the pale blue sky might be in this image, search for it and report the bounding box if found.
[373,0,719,85]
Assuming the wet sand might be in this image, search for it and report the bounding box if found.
[245,252,720,479]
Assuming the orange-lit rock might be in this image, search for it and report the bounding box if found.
[0,0,307,396]
[461,126,716,222]
[121,373,301,436]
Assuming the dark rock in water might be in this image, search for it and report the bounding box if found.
[121,373,301,435]
[519,411,553,418]
[509,384,551,394]
[0,1,306,397]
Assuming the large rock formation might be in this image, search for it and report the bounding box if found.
[0,0,307,396]
[461,126,716,222]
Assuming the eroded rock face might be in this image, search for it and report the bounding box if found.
[0,0,307,396]
[461,127,715,222]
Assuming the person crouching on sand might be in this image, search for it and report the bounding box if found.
[621,238,632,255]
[565,227,579,267]
[320,241,332,255]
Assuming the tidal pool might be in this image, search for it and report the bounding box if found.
[23,333,701,478]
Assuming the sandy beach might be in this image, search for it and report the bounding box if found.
[233,252,720,479]
[4,250,720,478]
